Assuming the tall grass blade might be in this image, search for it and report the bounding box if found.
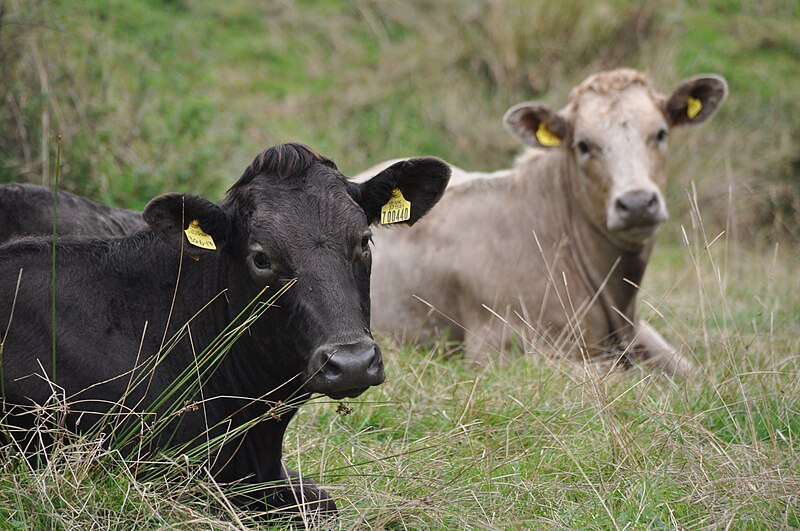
[50,134,62,385]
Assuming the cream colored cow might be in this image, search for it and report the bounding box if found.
[366,69,727,378]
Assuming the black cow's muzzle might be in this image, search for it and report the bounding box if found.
[305,340,385,399]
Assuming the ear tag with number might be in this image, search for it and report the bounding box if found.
[380,189,412,225]
[686,96,702,119]
[184,219,217,250]
[535,122,561,147]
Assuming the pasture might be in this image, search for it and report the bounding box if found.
[1,0,798,528]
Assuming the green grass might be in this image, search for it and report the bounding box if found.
[281,237,800,529]
[3,236,795,528]
[0,0,799,528]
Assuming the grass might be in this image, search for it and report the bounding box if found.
[0,0,798,528]
[2,216,795,528]
[0,437,239,529]
[283,233,800,529]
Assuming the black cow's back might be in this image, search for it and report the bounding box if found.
[0,183,144,244]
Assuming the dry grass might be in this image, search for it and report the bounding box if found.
[282,214,800,528]
[0,0,798,528]
[0,175,798,530]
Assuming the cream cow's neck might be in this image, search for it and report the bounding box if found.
[514,148,655,344]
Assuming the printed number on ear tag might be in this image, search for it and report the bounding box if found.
[686,96,702,119]
[380,189,411,225]
[535,123,561,147]
[184,219,217,250]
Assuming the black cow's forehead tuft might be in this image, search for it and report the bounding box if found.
[229,143,338,191]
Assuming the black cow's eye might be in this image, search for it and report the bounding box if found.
[253,252,271,270]
[656,128,668,143]
[576,140,591,156]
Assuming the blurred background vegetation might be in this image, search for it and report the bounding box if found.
[0,0,798,242]
[1,2,798,527]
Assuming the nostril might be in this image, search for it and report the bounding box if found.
[646,195,661,216]
[368,347,383,371]
[320,352,341,378]
[616,198,629,213]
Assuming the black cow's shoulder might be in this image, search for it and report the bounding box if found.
[0,230,157,264]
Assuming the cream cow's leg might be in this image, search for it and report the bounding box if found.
[628,320,695,380]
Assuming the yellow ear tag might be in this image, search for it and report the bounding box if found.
[184,219,217,250]
[535,122,561,147]
[380,188,412,225]
[686,96,702,119]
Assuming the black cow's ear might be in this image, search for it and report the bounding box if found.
[355,157,451,226]
[143,193,229,256]
[504,102,572,149]
[662,74,728,127]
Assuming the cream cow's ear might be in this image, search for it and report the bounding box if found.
[663,74,728,127]
[503,102,572,149]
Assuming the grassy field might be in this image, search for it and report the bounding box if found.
[1,0,799,528]
[2,238,797,528]
[281,232,800,529]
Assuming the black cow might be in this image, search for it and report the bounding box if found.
[0,182,145,243]
[0,143,450,516]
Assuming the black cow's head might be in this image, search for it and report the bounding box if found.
[143,144,450,400]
